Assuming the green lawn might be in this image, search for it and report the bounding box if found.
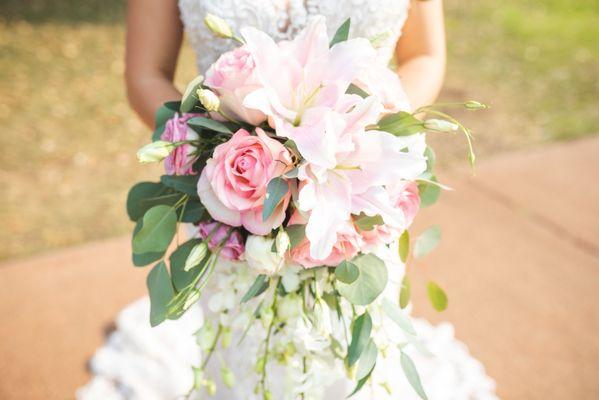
[1,0,597,260]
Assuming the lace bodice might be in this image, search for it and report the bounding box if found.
[179,0,410,73]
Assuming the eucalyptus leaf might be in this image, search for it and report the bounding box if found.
[330,18,350,47]
[347,372,371,398]
[127,181,167,222]
[180,75,205,113]
[382,298,416,335]
[187,116,233,134]
[262,177,289,221]
[347,312,372,366]
[418,179,441,207]
[337,254,388,306]
[398,229,410,263]
[160,175,200,197]
[377,111,424,136]
[132,205,177,254]
[400,351,428,400]
[424,146,436,173]
[241,275,269,303]
[286,224,306,249]
[169,239,206,291]
[131,220,165,267]
[346,83,369,98]
[335,260,359,284]
[354,213,384,231]
[180,199,205,223]
[413,226,441,258]
[399,275,411,309]
[155,101,180,128]
[152,123,166,142]
[427,281,448,311]
[147,261,175,327]
[356,339,378,380]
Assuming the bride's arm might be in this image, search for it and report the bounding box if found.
[125,0,183,128]
[395,0,446,109]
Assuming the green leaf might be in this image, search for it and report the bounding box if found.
[262,177,289,222]
[180,199,205,223]
[187,116,233,134]
[399,275,411,309]
[127,182,166,222]
[400,351,428,400]
[132,205,177,254]
[413,226,441,258]
[398,229,410,263]
[418,178,441,207]
[169,239,207,291]
[160,175,200,197]
[381,298,416,336]
[346,83,369,98]
[337,254,388,306]
[427,281,448,311]
[241,275,269,303]
[330,18,350,47]
[131,220,165,267]
[356,339,378,380]
[152,123,166,142]
[377,111,424,136]
[335,260,359,284]
[155,101,180,128]
[147,261,175,326]
[424,146,436,173]
[180,75,205,113]
[347,312,372,366]
[347,372,372,398]
[353,213,384,231]
[286,224,306,249]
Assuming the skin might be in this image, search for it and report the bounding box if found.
[126,0,446,128]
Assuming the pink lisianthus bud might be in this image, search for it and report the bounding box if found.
[196,220,245,261]
[160,112,202,175]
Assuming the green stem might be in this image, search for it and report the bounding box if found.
[260,279,280,399]
[201,324,223,369]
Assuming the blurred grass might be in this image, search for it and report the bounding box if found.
[0,0,597,260]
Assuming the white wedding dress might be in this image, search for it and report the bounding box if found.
[77,1,498,399]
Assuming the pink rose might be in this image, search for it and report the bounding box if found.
[197,128,292,235]
[161,113,202,175]
[204,46,266,125]
[358,182,420,250]
[388,181,420,227]
[196,220,244,261]
[288,212,362,268]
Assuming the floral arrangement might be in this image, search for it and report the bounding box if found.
[127,14,486,400]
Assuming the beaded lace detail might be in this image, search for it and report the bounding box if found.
[178,0,410,73]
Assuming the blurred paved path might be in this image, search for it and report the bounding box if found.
[1,136,598,400]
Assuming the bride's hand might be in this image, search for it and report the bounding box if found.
[125,0,184,128]
[395,0,446,109]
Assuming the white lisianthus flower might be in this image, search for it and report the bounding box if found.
[281,263,302,293]
[204,13,233,39]
[136,140,174,163]
[275,229,290,257]
[196,320,216,351]
[197,88,221,112]
[313,298,332,336]
[277,293,302,320]
[424,118,459,132]
[245,235,284,276]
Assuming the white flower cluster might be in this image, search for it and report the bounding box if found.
[194,244,420,399]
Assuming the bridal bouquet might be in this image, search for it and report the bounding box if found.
[128,14,485,399]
